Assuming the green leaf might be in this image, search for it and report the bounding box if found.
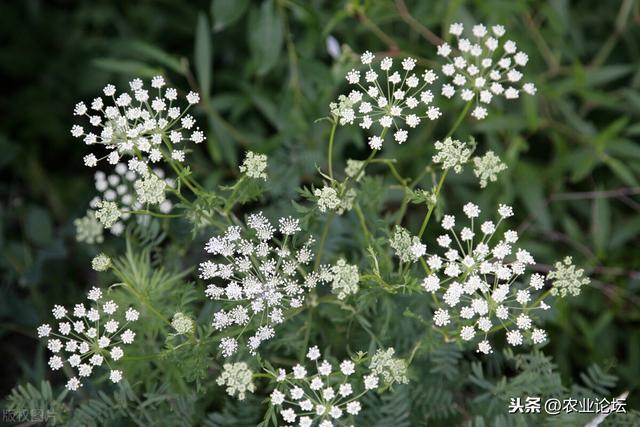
[92,58,160,77]
[207,114,238,167]
[195,12,212,98]
[515,165,552,231]
[128,41,184,74]
[592,193,611,255]
[585,64,633,87]
[592,117,628,152]
[569,148,598,183]
[610,216,640,249]
[211,0,250,32]
[604,156,638,186]
[249,0,284,75]
[25,206,52,246]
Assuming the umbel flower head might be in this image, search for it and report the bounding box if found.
[91,253,111,272]
[71,75,204,171]
[432,137,473,173]
[200,213,332,357]
[369,348,409,386]
[74,210,104,244]
[216,362,255,400]
[171,312,195,335]
[314,184,356,215]
[473,151,507,188]
[36,287,139,391]
[239,151,268,180]
[331,51,442,150]
[548,257,590,297]
[419,203,550,355]
[437,23,536,119]
[268,346,379,426]
[329,259,360,300]
[89,163,174,235]
[390,225,426,264]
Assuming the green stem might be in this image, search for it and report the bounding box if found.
[396,167,429,226]
[314,213,335,269]
[446,100,473,139]
[416,101,472,238]
[354,202,371,246]
[327,121,338,179]
[127,210,183,219]
[418,169,448,238]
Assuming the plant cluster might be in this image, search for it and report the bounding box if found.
[7,10,637,427]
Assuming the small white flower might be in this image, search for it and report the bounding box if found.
[239,151,268,180]
[531,328,547,344]
[506,330,523,346]
[110,370,123,383]
[307,346,321,361]
[364,374,379,390]
[477,340,492,354]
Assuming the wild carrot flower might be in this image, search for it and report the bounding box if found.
[548,257,590,297]
[171,312,195,335]
[473,151,507,187]
[74,210,104,244]
[390,225,426,263]
[268,347,378,425]
[420,203,550,354]
[91,254,111,271]
[432,137,473,173]
[314,185,356,215]
[89,163,174,235]
[217,362,255,400]
[331,51,442,149]
[94,201,122,229]
[437,23,536,119]
[369,348,408,386]
[330,259,360,300]
[200,213,332,357]
[240,151,268,180]
[36,287,139,390]
[344,159,365,182]
[72,76,204,170]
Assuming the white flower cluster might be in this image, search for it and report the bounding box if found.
[269,347,379,426]
[74,210,104,244]
[331,51,442,150]
[91,253,111,272]
[72,76,204,171]
[369,348,408,386]
[390,225,426,263]
[344,159,365,182]
[89,163,173,235]
[171,312,195,335]
[314,185,356,215]
[239,151,268,180]
[36,287,139,391]
[432,137,472,173]
[420,203,550,354]
[217,362,255,400]
[437,23,536,119]
[95,201,122,229]
[473,151,507,187]
[200,213,332,357]
[548,257,590,297]
[329,259,360,300]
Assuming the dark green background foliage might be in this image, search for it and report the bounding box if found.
[1,0,640,425]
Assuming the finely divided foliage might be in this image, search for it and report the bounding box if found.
[27,18,609,427]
